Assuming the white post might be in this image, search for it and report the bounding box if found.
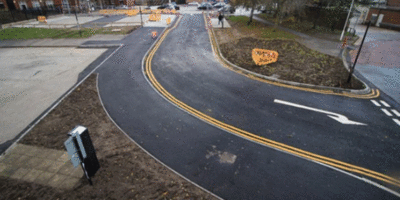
[340,0,354,41]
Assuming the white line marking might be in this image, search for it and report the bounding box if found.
[380,100,391,108]
[381,108,393,117]
[370,100,381,107]
[393,119,400,126]
[274,99,367,125]
[391,109,400,117]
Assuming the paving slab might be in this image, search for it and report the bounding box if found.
[10,168,31,179]
[210,18,231,28]
[0,144,84,189]
[21,168,44,182]
[0,48,107,150]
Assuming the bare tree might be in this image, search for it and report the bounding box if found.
[233,0,272,25]
[272,0,308,28]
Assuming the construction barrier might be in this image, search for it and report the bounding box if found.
[38,16,47,23]
[166,17,171,25]
[99,9,139,16]
[149,13,161,21]
[252,48,279,66]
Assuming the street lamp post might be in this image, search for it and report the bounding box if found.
[347,20,371,83]
[340,0,355,41]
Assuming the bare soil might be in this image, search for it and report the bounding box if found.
[0,74,218,200]
[214,26,364,89]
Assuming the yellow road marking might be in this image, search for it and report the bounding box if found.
[204,14,380,99]
[143,14,400,188]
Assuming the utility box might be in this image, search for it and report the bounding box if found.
[65,126,100,184]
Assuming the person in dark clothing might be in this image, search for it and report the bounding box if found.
[218,11,224,26]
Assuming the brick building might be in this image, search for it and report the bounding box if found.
[0,0,124,11]
[366,0,400,29]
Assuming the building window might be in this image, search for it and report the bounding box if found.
[19,1,28,10]
[46,0,54,9]
[32,1,41,9]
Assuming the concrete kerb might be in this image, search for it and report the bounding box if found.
[209,21,371,96]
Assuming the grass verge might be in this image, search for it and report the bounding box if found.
[227,16,298,40]
[0,26,138,40]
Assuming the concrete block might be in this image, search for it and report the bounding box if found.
[57,162,75,176]
[69,167,84,178]
[0,166,18,177]
[46,161,65,173]
[48,173,68,188]
[35,171,55,185]
[10,168,31,179]
[21,169,43,182]
[35,159,54,171]
[61,177,81,189]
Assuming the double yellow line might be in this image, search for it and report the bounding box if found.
[144,14,400,188]
[205,15,380,99]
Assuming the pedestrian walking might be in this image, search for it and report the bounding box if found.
[218,11,224,26]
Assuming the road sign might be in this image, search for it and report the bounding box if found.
[252,48,279,66]
[64,137,81,168]
[274,99,367,125]
[65,126,100,185]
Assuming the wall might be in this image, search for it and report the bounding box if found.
[387,0,400,7]
[367,7,400,25]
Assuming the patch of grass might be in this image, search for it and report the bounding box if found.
[227,16,297,40]
[0,28,69,39]
[0,26,138,40]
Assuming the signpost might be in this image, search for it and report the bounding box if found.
[64,126,100,185]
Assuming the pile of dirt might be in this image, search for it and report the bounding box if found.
[1,74,217,200]
[218,36,364,89]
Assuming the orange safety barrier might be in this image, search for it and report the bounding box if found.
[252,48,279,66]
[166,17,171,25]
[341,36,349,48]
[152,31,157,39]
[38,16,47,23]
[149,13,161,21]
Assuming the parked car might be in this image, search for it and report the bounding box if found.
[218,4,235,13]
[158,4,179,10]
[170,2,180,10]
[115,5,128,9]
[213,2,225,9]
[198,2,213,10]
[188,2,200,6]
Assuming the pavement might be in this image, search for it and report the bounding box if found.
[0,47,108,154]
[0,143,83,189]
[349,20,400,104]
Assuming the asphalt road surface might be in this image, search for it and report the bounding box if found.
[97,14,400,199]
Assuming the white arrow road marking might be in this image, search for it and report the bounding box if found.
[393,119,400,126]
[381,108,393,117]
[391,109,400,117]
[380,100,391,108]
[370,100,381,107]
[274,99,367,126]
